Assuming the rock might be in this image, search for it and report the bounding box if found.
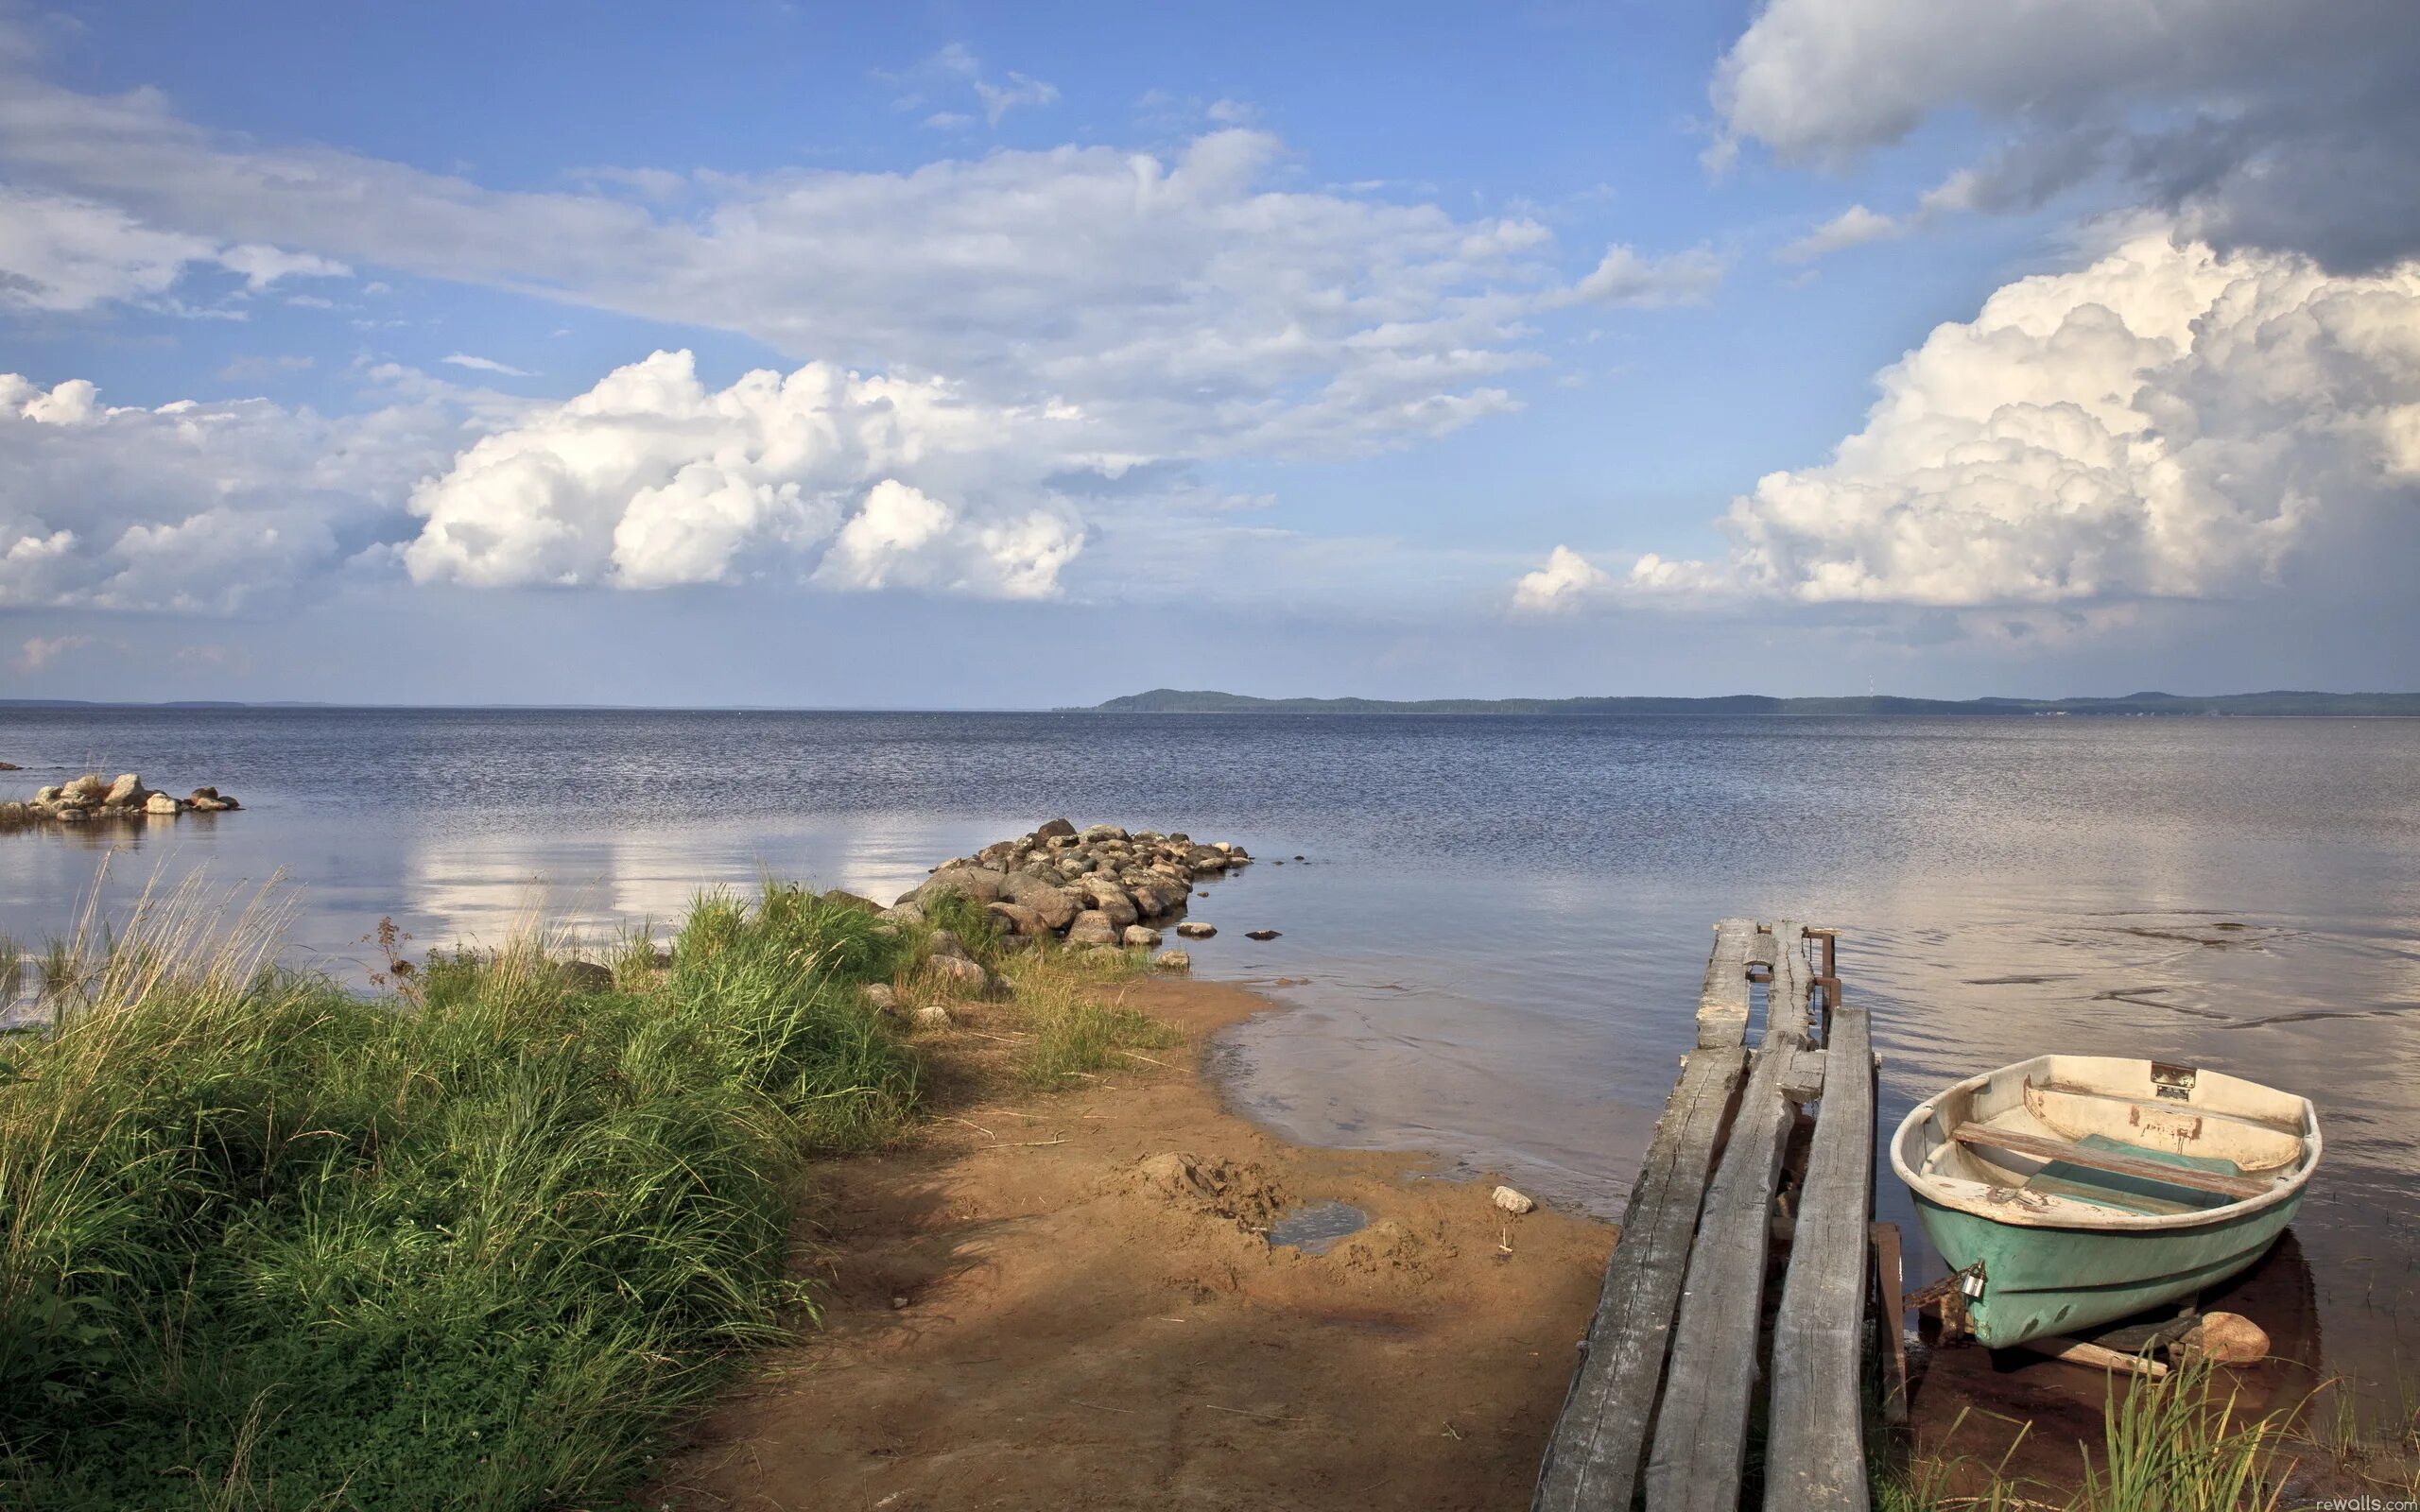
[1080,823,1131,843]
[918,866,1009,905]
[0,761,18,770]
[925,953,1002,997]
[860,983,900,1014]
[985,901,1048,936]
[34,785,60,804]
[144,792,180,816]
[821,889,884,915]
[1492,1186,1536,1215]
[56,775,104,809]
[2178,1312,2270,1366]
[1000,872,1080,929]
[913,1005,955,1030]
[1122,924,1162,948]
[557,959,615,993]
[880,901,928,927]
[1175,921,1216,939]
[1077,877,1138,928]
[927,929,972,962]
[104,773,145,806]
[1033,817,1078,841]
[1245,929,1281,941]
[1153,949,1192,971]
[1066,910,1120,946]
[56,807,87,823]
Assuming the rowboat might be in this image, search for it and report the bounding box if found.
[1890,1055,2320,1349]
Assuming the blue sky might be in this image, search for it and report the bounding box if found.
[2,1,2414,705]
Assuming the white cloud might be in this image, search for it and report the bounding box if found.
[1511,545,1611,612]
[973,71,1059,127]
[0,65,1690,464]
[0,370,463,612]
[1638,234,2420,608]
[0,186,343,312]
[1708,0,2420,270]
[404,350,1088,598]
[1562,244,1726,308]
[1776,204,1905,263]
[18,632,89,670]
[442,352,534,377]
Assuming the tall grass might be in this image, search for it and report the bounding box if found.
[990,945,1171,1088]
[1880,1363,2295,1511]
[0,877,920,1510]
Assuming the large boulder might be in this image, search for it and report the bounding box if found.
[820,889,884,915]
[58,775,105,808]
[914,866,1009,906]
[1066,910,1120,946]
[986,902,1048,936]
[1076,877,1138,928]
[1175,921,1217,939]
[1122,924,1162,948]
[1153,949,1192,971]
[1000,871,1080,929]
[1033,817,1078,841]
[1080,823,1130,843]
[144,792,180,816]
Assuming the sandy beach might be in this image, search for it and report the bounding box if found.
[652,973,1617,1512]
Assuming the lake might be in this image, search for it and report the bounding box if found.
[5,706,2416,1394]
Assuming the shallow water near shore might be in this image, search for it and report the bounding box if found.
[4,706,2417,1399]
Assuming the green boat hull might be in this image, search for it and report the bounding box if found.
[1912,1191,2303,1348]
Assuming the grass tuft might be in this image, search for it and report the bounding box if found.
[0,873,919,1510]
[993,945,1171,1088]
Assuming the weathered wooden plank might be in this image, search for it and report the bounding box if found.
[1871,1221,1909,1425]
[1763,1003,1875,1512]
[1781,1048,1827,1102]
[1947,1124,2268,1200]
[1532,1044,1748,1512]
[2014,1334,2169,1378]
[1695,918,1756,1049]
[1766,920,1811,1045]
[1644,1035,1797,1509]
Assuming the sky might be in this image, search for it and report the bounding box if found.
[1,0,2415,707]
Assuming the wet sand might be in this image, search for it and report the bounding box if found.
[651,975,1616,1512]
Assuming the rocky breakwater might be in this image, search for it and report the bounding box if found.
[2,771,242,827]
[882,819,1250,961]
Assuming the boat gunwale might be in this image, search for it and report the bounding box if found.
[1890,1054,2321,1233]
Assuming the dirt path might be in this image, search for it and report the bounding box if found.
[652,976,1616,1512]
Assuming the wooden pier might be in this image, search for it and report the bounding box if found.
[1532,919,1893,1512]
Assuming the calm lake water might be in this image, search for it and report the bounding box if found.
[5,707,2417,1390]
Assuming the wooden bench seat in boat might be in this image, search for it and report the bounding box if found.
[1947,1122,2272,1201]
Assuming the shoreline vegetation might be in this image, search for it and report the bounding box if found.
[0,862,1180,1510]
[3,853,2413,1507]
[1088,687,2420,717]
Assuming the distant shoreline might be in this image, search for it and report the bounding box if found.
[1082,688,2420,717]
[5,691,2418,717]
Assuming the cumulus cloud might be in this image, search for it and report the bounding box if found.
[18,632,90,670]
[1511,545,1611,612]
[404,351,1087,598]
[1711,0,2420,270]
[1632,234,2420,608]
[0,370,461,612]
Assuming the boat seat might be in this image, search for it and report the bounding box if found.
[1947,1123,2272,1202]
